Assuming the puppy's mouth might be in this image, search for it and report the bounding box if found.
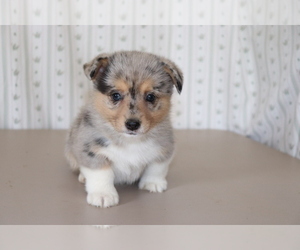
[126,131,138,136]
[126,131,137,135]
[123,129,146,136]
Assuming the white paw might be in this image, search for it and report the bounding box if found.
[139,179,167,193]
[78,172,85,183]
[87,190,119,208]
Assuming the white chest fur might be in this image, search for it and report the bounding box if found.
[99,138,161,184]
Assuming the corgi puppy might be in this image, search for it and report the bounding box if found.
[65,51,183,207]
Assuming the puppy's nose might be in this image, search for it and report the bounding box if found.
[125,119,141,131]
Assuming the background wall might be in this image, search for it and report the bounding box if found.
[1,0,300,25]
[0,0,300,160]
[0,25,299,160]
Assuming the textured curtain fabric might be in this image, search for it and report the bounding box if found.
[1,0,299,25]
[0,25,299,160]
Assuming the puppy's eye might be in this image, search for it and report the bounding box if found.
[145,93,156,103]
[111,93,122,102]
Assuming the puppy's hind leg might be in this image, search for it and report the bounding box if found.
[65,148,86,183]
[65,147,79,172]
[78,171,86,183]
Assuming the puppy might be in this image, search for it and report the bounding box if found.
[65,51,183,208]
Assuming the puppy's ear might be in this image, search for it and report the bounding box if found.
[83,53,111,81]
[160,58,183,94]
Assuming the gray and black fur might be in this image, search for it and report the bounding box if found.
[65,51,183,177]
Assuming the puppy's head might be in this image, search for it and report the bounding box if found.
[83,51,183,136]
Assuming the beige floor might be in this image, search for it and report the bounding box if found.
[1,226,300,250]
[0,129,300,225]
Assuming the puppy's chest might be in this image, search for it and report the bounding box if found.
[100,139,160,168]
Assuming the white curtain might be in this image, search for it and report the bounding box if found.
[0,0,300,160]
[1,0,299,25]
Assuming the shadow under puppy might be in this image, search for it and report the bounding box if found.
[65,51,183,208]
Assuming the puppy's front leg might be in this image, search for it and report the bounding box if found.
[139,157,172,193]
[80,166,119,208]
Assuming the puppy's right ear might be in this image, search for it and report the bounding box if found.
[83,53,111,81]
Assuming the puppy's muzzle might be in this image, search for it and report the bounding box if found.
[125,119,141,131]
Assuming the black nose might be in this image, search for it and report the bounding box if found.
[125,119,141,131]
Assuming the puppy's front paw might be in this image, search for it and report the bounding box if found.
[139,179,167,193]
[87,190,119,208]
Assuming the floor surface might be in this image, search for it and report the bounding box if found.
[0,130,300,224]
[1,226,300,250]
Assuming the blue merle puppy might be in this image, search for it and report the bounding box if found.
[65,51,183,208]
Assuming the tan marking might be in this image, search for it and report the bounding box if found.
[114,79,129,93]
[138,78,171,131]
[93,77,172,134]
[101,162,112,170]
[138,94,171,132]
[93,90,129,133]
[139,79,154,93]
[94,154,113,170]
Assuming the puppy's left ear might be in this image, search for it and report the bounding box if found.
[160,57,184,94]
